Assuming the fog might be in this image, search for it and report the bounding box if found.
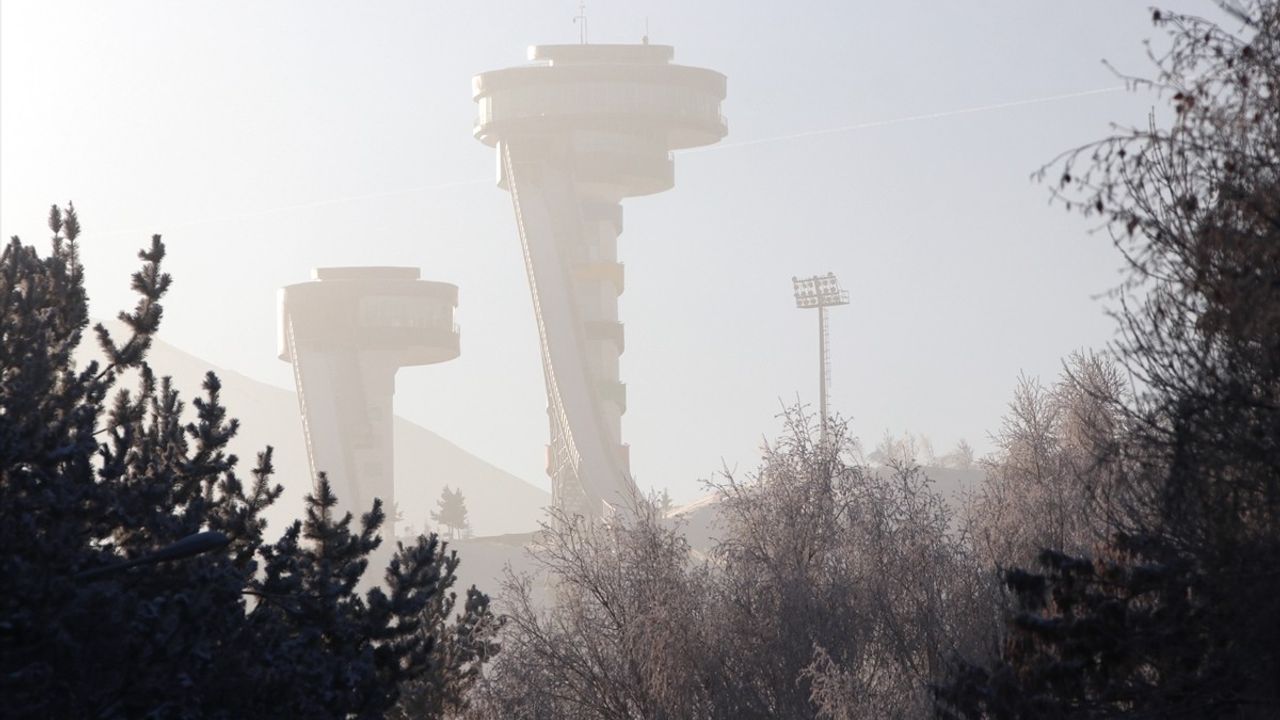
[1,1,1217,511]
[6,2,1278,718]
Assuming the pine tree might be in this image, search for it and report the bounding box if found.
[431,485,470,539]
[0,205,498,718]
[657,487,675,515]
[389,549,503,719]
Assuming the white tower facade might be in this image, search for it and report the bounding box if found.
[473,44,726,517]
[278,267,459,523]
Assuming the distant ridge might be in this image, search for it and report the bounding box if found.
[77,322,550,538]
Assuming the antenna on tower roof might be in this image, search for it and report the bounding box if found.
[573,2,588,44]
[642,17,649,44]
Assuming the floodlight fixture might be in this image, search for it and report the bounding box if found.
[792,272,850,309]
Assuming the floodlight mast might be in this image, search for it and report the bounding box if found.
[792,273,849,440]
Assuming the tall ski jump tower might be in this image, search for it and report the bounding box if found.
[278,267,460,523]
[473,43,727,517]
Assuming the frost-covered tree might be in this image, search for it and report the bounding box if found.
[937,3,1280,716]
[471,410,993,719]
[0,205,497,719]
[940,439,975,470]
[962,352,1126,573]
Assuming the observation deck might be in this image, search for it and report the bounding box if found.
[474,43,727,196]
[278,266,460,366]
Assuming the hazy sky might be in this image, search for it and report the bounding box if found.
[0,1,1226,503]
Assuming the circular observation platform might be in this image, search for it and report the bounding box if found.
[278,267,460,366]
[473,44,726,149]
[473,44,726,194]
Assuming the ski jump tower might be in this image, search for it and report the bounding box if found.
[473,43,727,517]
[278,267,460,522]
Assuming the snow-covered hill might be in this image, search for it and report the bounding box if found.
[77,322,550,538]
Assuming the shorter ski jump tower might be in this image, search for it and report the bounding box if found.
[473,43,727,517]
[278,267,460,522]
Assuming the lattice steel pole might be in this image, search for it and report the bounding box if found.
[793,273,849,440]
